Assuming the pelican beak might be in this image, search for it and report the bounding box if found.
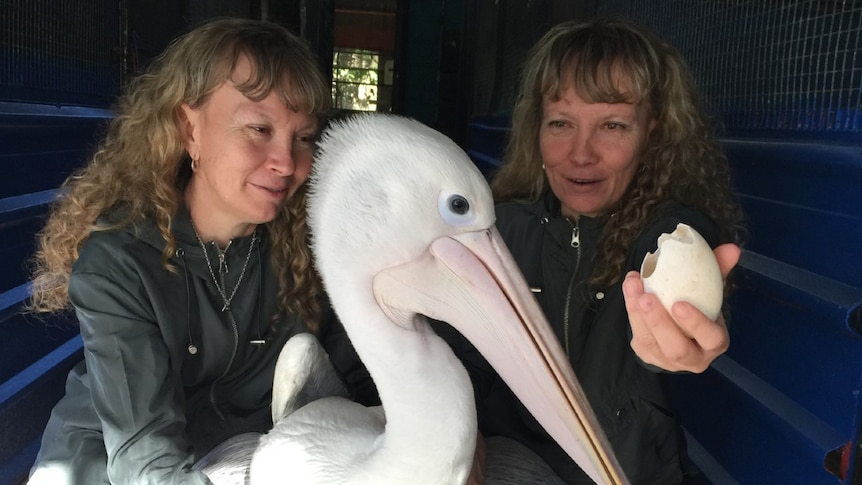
[373,227,628,485]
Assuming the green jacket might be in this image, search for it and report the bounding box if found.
[30,208,305,484]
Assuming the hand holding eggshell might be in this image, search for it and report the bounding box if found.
[624,225,737,373]
[640,223,723,321]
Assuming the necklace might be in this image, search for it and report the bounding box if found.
[191,222,257,312]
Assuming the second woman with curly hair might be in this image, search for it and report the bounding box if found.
[457,17,744,484]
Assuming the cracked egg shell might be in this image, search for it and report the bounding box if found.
[640,223,723,321]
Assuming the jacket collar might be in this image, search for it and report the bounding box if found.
[119,205,266,278]
[538,189,608,229]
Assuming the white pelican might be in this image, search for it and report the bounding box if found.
[200,114,627,484]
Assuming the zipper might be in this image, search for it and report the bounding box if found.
[217,240,232,278]
[562,218,581,358]
[210,240,239,421]
[209,310,240,420]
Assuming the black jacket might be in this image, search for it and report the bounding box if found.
[30,208,306,485]
[437,192,725,484]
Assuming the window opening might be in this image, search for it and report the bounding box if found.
[332,48,379,111]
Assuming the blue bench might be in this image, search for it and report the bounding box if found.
[0,102,112,485]
[669,138,862,484]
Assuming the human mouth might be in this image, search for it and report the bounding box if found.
[255,183,288,197]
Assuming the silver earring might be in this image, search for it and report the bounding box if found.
[542,163,546,170]
[191,156,198,172]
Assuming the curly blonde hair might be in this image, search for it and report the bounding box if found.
[492,17,744,287]
[28,17,331,330]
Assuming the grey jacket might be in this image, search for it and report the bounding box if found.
[30,208,306,484]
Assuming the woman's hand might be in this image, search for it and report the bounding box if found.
[624,243,741,373]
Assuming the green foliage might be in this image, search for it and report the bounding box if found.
[332,49,379,111]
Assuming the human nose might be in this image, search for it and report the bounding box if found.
[568,129,596,166]
[267,141,296,176]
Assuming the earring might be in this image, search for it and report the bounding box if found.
[190,156,199,172]
[541,163,546,170]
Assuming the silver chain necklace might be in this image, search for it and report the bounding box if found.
[191,222,257,312]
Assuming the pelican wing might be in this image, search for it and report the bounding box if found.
[195,432,260,485]
[271,333,350,423]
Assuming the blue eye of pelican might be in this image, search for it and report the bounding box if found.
[448,195,469,214]
[438,192,474,226]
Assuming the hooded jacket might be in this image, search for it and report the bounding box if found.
[435,192,725,484]
[30,207,306,485]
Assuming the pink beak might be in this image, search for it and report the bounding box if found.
[373,226,629,484]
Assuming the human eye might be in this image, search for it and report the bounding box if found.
[292,132,317,154]
[296,132,315,143]
[249,125,272,137]
[295,132,316,147]
[543,119,571,135]
[604,121,627,131]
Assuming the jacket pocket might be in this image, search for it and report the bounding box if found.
[603,396,685,485]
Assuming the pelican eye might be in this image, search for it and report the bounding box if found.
[448,195,470,215]
[438,192,475,227]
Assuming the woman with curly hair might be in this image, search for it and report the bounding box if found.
[458,17,744,484]
[27,17,330,484]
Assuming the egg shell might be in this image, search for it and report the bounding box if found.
[640,223,723,321]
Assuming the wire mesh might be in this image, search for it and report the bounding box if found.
[593,0,862,136]
[1,0,121,107]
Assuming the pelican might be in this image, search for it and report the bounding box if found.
[199,114,627,484]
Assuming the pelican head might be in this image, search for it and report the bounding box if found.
[308,114,494,289]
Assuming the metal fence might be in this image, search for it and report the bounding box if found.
[594,0,862,137]
[1,1,122,107]
[469,0,862,139]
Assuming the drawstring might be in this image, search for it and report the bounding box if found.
[179,235,266,356]
[175,247,199,356]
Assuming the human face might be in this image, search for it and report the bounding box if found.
[181,55,318,243]
[540,84,653,219]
